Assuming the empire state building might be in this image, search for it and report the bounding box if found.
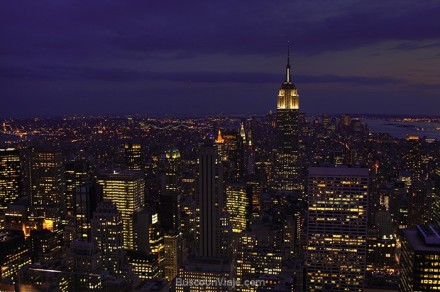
[273,49,302,192]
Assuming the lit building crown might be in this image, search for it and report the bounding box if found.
[277,45,299,110]
[215,129,224,144]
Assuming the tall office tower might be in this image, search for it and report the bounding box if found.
[225,183,249,233]
[408,181,433,227]
[221,130,241,180]
[196,142,225,258]
[69,240,102,290]
[215,129,227,162]
[98,170,145,250]
[433,167,440,224]
[29,147,65,231]
[70,182,102,289]
[65,158,91,218]
[0,230,31,281]
[222,130,238,162]
[160,192,181,232]
[245,122,256,176]
[125,142,143,170]
[307,167,369,291]
[366,212,398,276]
[160,148,181,233]
[400,224,440,291]
[131,209,151,254]
[74,182,102,241]
[246,180,261,223]
[91,201,127,276]
[273,49,302,192]
[0,148,21,210]
[163,147,181,193]
[148,211,165,263]
[30,229,62,264]
[403,137,422,181]
[235,223,283,291]
[164,233,183,282]
[237,121,247,179]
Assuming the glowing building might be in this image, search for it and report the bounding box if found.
[175,258,231,292]
[306,167,369,291]
[98,170,145,250]
[400,224,440,291]
[91,201,127,276]
[164,232,183,282]
[0,148,21,211]
[235,225,283,291]
[29,147,65,232]
[126,250,160,280]
[125,143,143,170]
[225,183,248,233]
[273,48,302,192]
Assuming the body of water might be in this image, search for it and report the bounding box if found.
[362,118,440,140]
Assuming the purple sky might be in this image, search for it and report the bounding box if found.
[1,0,439,117]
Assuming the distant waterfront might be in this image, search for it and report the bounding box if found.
[362,118,440,140]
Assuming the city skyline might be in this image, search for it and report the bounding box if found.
[1,1,440,117]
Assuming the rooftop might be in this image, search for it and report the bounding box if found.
[402,224,440,253]
[309,166,369,177]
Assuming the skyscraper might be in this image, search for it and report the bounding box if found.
[0,148,21,210]
[29,147,65,231]
[400,224,440,291]
[65,158,92,217]
[225,183,248,234]
[125,142,143,170]
[307,167,369,291]
[160,147,181,233]
[97,170,145,250]
[91,200,127,276]
[196,142,225,258]
[74,182,102,241]
[432,167,440,224]
[164,233,183,281]
[273,48,302,192]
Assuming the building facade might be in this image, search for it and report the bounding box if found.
[307,167,369,291]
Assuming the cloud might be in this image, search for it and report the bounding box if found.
[1,0,439,60]
[298,74,405,85]
[391,42,440,51]
[0,65,406,87]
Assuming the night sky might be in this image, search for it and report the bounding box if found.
[1,1,439,117]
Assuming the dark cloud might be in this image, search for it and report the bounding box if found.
[391,42,440,51]
[1,65,405,86]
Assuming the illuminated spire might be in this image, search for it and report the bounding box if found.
[286,42,291,83]
[247,124,253,148]
[215,129,224,144]
[239,122,246,141]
